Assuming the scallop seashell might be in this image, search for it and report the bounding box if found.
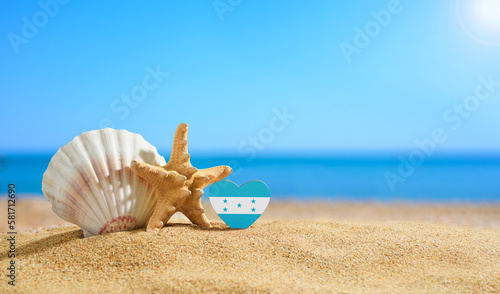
[42,128,166,237]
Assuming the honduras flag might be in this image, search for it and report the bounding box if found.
[209,180,271,229]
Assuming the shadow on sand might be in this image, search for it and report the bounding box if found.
[1,228,83,261]
[1,222,237,260]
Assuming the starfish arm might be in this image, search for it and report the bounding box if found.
[131,159,192,234]
[168,123,189,164]
[194,165,233,189]
[177,198,211,228]
[147,188,191,233]
[177,166,232,228]
[131,160,171,184]
[165,123,197,178]
[175,174,210,227]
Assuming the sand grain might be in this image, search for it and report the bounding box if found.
[1,220,499,293]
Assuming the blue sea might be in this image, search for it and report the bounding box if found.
[1,152,499,202]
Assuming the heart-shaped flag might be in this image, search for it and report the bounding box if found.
[209,180,271,229]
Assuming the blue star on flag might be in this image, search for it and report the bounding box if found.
[223,199,228,203]
[223,207,228,212]
[237,203,242,208]
[251,207,256,212]
[251,199,256,204]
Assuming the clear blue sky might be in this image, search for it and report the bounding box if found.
[1,0,500,154]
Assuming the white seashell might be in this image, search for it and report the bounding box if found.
[42,128,166,237]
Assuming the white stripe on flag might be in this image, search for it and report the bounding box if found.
[210,196,270,214]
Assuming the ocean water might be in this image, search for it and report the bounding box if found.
[0,153,499,202]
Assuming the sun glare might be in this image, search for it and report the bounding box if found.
[457,0,500,46]
[472,0,500,31]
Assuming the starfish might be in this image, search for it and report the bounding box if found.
[131,123,232,233]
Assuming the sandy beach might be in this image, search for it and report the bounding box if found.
[1,197,500,293]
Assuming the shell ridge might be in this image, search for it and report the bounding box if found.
[127,131,141,227]
[79,131,113,228]
[117,130,130,218]
[59,138,104,227]
[88,130,117,224]
[68,134,112,233]
[101,129,121,220]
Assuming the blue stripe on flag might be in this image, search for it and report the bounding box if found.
[219,214,262,229]
[209,180,270,197]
